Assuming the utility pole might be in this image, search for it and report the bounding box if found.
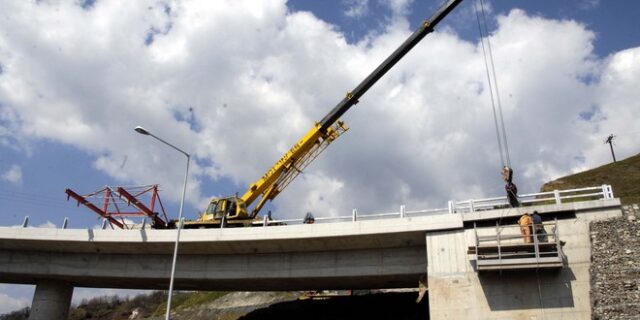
[605,134,616,163]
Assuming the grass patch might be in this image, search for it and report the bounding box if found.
[541,153,640,205]
[152,291,228,316]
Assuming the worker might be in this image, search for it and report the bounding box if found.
[518,212,532,243]
[502,166,519,207]
[303,212,315,224]
[531,211,546,242]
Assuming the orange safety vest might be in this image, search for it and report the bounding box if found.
[518,214,531,226]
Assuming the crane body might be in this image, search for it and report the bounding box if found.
[183,0,463,228]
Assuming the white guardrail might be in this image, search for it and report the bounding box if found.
[263,184,614,226]
[17,185,615,229]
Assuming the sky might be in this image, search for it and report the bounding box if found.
[0,0,639,314]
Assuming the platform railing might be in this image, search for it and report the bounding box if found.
[471,219,565,270]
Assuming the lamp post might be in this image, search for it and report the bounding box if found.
[134,126,190,320]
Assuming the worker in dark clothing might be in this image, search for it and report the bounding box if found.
[531,211,547,242]
[502,166,519,207]
[303,212,315,224]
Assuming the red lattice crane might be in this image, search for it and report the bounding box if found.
[65,185,172,229]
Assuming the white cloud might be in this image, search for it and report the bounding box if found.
[579,0,600,10]
[36,221,56,228]
[1,165,22,185]
[0,0,637,223]
[0,285,30,314]
[385,0,412,17]
[343,0,369,18]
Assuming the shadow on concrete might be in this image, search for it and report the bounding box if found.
[140,229,148,242]
[238,292,428,320]
[478,268,576,311]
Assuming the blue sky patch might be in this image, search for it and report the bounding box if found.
[78,0,96,10]
[579,104,601,121]
[172,107,201,133]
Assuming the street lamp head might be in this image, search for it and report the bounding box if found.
[134,126,150,135]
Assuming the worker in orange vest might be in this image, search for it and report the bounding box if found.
[518,212,533,243]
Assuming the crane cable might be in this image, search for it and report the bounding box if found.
[474,5,546,315]
[474,0,511,168]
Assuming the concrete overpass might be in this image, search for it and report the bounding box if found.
[0,186,623,319]
[0,212,461,291]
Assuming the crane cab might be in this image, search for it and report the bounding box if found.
[203,196,249,220]
[183,196,253,228]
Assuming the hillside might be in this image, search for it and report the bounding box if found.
[0,291,425,320]
[541,153,640,204]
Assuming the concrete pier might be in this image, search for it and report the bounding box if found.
[28,280,73,320]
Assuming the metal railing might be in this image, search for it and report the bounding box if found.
[16,185,614,229]
[453,184,614,214]
[262,184,614,226]
[472,219,565,268]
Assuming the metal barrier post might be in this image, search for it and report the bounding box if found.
[469,200,475,212]
[448,201,454,214]
[554,190,562,204]
[352,209,357,222]
[496,221,502,265]
[400,205,405,218]
[22,216,29,228]
[532,221,540,262]
[603,184,614,199]
[554,217,564,260]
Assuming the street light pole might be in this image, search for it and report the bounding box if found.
[134,126,190,320]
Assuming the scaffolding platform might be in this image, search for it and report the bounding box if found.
[468,219,565,272]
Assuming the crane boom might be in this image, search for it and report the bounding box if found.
[320,0,463,130]
[184,0,463,228]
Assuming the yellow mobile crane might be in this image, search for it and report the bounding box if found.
[183,0,463,228]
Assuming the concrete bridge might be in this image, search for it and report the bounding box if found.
[0,186,622,319]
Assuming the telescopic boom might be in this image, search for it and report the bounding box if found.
[319,0,463,131]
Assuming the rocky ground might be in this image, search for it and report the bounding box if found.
[590,204,640,320]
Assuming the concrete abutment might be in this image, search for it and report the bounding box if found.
[426,200,622,319]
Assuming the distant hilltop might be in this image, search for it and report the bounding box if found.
[541,153,640,205]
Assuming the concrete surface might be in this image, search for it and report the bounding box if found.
[28,280,73,320]
[427,199,622,319]
[0,213,462,290]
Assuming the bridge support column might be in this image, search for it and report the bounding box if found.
[28,280,73,320]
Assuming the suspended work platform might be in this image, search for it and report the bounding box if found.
[468,219,565,271]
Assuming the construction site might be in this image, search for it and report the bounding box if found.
[0,0,638,319]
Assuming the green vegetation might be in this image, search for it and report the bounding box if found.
[152,291,228,316]
[0,307,29,320]
[68,291,167,320]
[0,290,230,320]
[541,153,640,205]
